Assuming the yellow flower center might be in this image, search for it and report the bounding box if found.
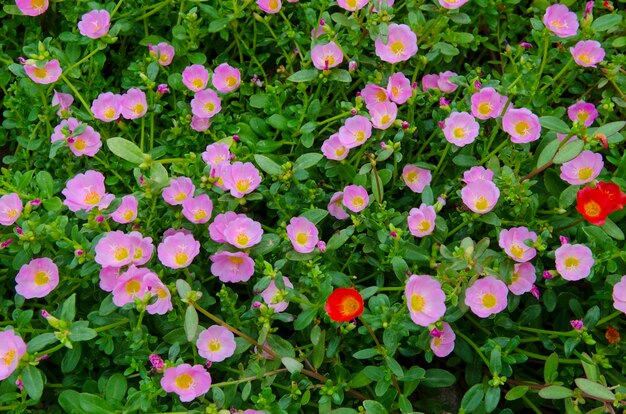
[391,86,399,97]
[577,111,589,121]
[32,0,46,9]
[33,67,48,79]
[565,257,579,269]
[346,0,357,7]
[236,233,249,246]
[156,287,168,299]
[390,41,405,55]
[411,294,425,312]
[104,107,116,119]
[7,209,18,219]
[514,121,530,136]
[380,115,390,125]
[235,180,250,193]
[268,0,279,10]
[351,196,364,209]
[474,196,489,211]
[584,200,601,217]
[225,76,237,88]
[2,350,16,366]
[125,280,141,294]
[175,252,189,266]
[133,248,143,260]
[417,220,431,233]
[578,53,591,64]
[478,101,492,116]
[34,271,49,286]
[551,20,565,30]
[192,78,204,90]
[193,209,207,221]
[511,272,520,283]
[354,131,365,142]
[433,337,442,347]
[84,191,102,205]
[204,102,215,113]
[340,296,360,316]
[453,127,466,139]
[296,232,308,245]
[114,247,129,262]
[325,55,335,66]
[173,192,187,202]
[577,167,593,181]
[159,54,169,64]
[229,255,244,266]
[73,138,86,151]
[482,293,497,309]
[133,103,145,114]
[208,339,221,352]
[123,210,135,221]
[405,170,418,183]
[376,90,387,102]
[175,373,194,389]
[335,146,346,157]
[509,244,524,259]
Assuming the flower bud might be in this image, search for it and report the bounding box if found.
[348,61,357,72]
[570,319,584,331]
[149,354,165,372]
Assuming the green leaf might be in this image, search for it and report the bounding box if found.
[363,400,388,414]
[559,185,578,209]
[146,61,159,81]
[294,307,317,330]
[36,171,54,198]
[484,386,500,413]
[287,69,318,83]
[461,384,484,411]
[22,365,44,401]
[371,170,383,204]
[540,116,570,133]
[490,346,502,375]
[27,333,58,353]
[254,154,282,175]
[353,348,379,359]
[539,385,574,399]
[300,208,328,224]
[593,121,625,138]
[208,18,232,33]
[268,114,289,130]
[536,139,559,168]
[106,137,145,164]
[450,13,471,24]
[69,322,97,342]
[326,226,355,251]
[250,94,268,109]
[78,393,117,414]
[422,369,456,388]
[268,335,295,358]
[575,378,615,401]
[281,357,303,374]
[176,279,191,300]
[58,390,83,413]
[61,293,77,321]
[329,69,352,83]
[250,234,281,256]
[544,352,559,384]
[601,218,624,240]
[150,162,169,186]
[105,373,127,404]
[505,385,529,401]
[184,305,198,342]
[391,256,408,280]
[294,153,323,171]
[553,140,584,164]
[591,14,622,32]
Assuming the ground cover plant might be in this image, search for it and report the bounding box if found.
[1,0,626,412]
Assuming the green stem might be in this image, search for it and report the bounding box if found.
[480,139,509,165]
[432,143,451,182]
[456,331,490,368]
[532,35,550,95]
[35,342,65,358]
[517,349,580,364]
[522,395,543,414]
[94,318,129,332]
[211,368,289,388]
[539,59,574,93]
[64,47,103,74]
[135,311,145,331]
[61,74,94,118]
[597,311,622,328]
[140,116,145,152]
[155,158,189,164]
[318,110,353,127]
[110,0,125,18]
[517,325,577,337]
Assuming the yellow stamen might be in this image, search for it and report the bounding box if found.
[175,373,194,389]
[411,294,425,312]
[482,293,497,309]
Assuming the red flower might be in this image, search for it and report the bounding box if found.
[597,182,626,211]
[576,182,626,226]
[325,287,364,322]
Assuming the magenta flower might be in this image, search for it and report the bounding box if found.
[190,116,211,132]
[222,215,263,249]
[405,275,446,327]
[375,24,418,63]
[16,0,49,16]
[144,273,173,315]
[0,330,26,381]
[461,179,500,214]
[361,83,389,108]
[555,243,594,281]
[408,204,436,238]
[190,88,222,119]
[24,60,61,84]
[51,118,102,157]
[210,251,255,283]
[286,217,319,253]
[502,107,541,144]
[311,41,344,70]
[471,87,507,119]
[111,195,138,224]
[543,4,579,38]
[560,150,603,185]
[129,231,154,266]
[465,276,508,318]
[51,90,73,116]
[111,265,151,306]
[120,88,147,120]
[148,42,175,66]
[99,267,121,292]
[95,231,134,268]
[62,170,114,212]
[498,227,538,262]
[337,0,367,11]
[570,40,605,68]
[321,133,350,161]
[509,262,536,295]
[338,115,372,149]
[202,142,231,167]
[157,232,201,269]
[567,101,598,126]
[386,72,412,105]
[181,194,213,224]
[161,364,212,402]
[182,64,210,92]
[162,176,196,206]
[612,275,626,314]
[462,166,494,184]
[257,0,282,13]
[15,257,59,299]
[369,101,398,130]
[196,326,236,362]
[261,277,293,313]
[422,74,440,91]
[77,9,110,39]
[212,63,241,93]
[327,192,350,220]
[91,92,122,123]
[342,185,369,213]
[430,322,456,357]
[438,0,469,9]
[443,112,480,147]
[222,162,262,198]
[0,193,23,226]
[437,71,458,93]
[402,165,432,193]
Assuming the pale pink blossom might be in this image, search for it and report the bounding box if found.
[129,231,154,266]
[369,101,397,130]
[328,192,350,220]
[402,165,432,193]
[62,170,114,212]
[462,166,494,184]
[212,63,241,93]
[111,265,151,307]
[430,322,456,357]
[95,231,134,268]
[361,84,389,108]
[162,177,195,206]
[471,87,507,119]
[0,330,26,381]
[408,204,436,238]
[202,143,231,167]
[120,88,147,119]
[386,72,412,105]
[342,185,369,213]
[286,217,319,253]
[570,40,605,68]
[508,262,536,295]
[321,133,350,160]
[24,60,61,84]
[443,112,480,147]
[555,243,594,281]
[190,116,211,132]
[77,9,111,39]
[498,227,538,262]
[257,0,282,13]
[91,92,122,123]
[15,257,59,299]
[337,0,368,11]
[50,118,102,157]
[196,326,236,362]
[465,276,508,318]
[612,275,626,314]
[438,0,469,9]
[16,0,49,16]
[437,71,458,93]
[144,273,173,315]
[559,150,603,185]
[161,364,212,402]
[182,64,210,92]
[111,195,138,224]
[543,4,579,38]
[99,267,121,292]
[222,216,263,249]
[502,107,541,144]
[149,42,175,66]
[567,101,598,127]
[338,115,372,149]
[209,212,245,243]
[222,162,262,198]
[181,194,213,224]
[374,24,418,63]
[210,251,255,283]
[0,193,23,226]
[190,89,222,118]
[311,41,344,70]
[157,232,201,269]
[405,275,446,326]
[422,74,440,91]
[461,179,500,214]
[261,277,293,313]
[51,90,73,117]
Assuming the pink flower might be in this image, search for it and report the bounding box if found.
[222,215,263,249]
[361,84,389,108]
[462,166,494,184]
[375,23,418,63]
[461,179,500,214]
[286,217,319,253]
[111,265,151,306]
[129,231,154,266]
[402,165,432,193]
[328,192,350,220]
[342,185,369,213]
[386,72,412,105]
[77,9,111,39]
[338,115,372,149]
[321,133,350,160]
[555,243,594,281]
[181,194,213,224]
[471,87,507,119]
[210,251,255,283]
[430,322,455,357]
[508,262,536,295]
[149,354,165,371]
[51,90,73,117]
[222,162,262,198]
[95,231,134,267]
[91,92,122,123]
[212,63,241,93]
[0,330,26,381]
[24,60,61,84]
[51,118,102,157]
[0,193,23,226]
[62,170,114,212]
[162,177,196,206]
[157,232,201,269]
[99,267,121,292]
[502,107,541,143]
[182,64,210,92]
[190,89,222,119]
[465,276,508,318]
[190,116,211,132]
[209,212,243,242]
[437,71,458,93]
[443,112,480,147]
[120,88,147,119]
[161,364,212,402]
[257,0,282,13]
[567,101,598,127]
[111,195,138,224]
[372,0,394,11]
[144,273,173,315]
[405,275,446,326]
[543,4,579,38]
[570,40,605,68]
[149,42,175,66]
[438,0,469,9]
[311,41,344,70]
[422,74,440,91]
[560,150,603,185]
[261,277,293,313]
[202,143,231,167]
[498,227,538,262]
[196,326,236,362]
[15,257,59,299]
[15,0,49,16]
[408,204,436,238]
[337,0,367,11]
[369,101,398,130]
[612,275,626,314]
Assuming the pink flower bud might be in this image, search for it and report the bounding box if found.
[36,354,49,361]
[293,48,299,55]
[252,301,262,308]
[157,84,169,94]
[401,121,410,130]
[439,97,450,107]
[16,379,24,390]
[75,249,83,256]
[519,42,532,49]
[530,285,540,300]
[411,82,418,90]
[95,215,104,223]
[570,319,584,331]
[16,227,24,235]
[319,18,325,26]
[149,354,164,371]
[41,309,51,319]
[437,196,447,206]
[390,231,398,238]
[430,328,444,338]
[139,175,146,186]
[18,57,26,64]
[474,80,482,90]
[350,108,357,115]
[233,135,240,142]
[317,240,326,252]
[205,360,213,369]
[30,199,42,206]
[543,270,553,279]
[1,238,14,249]
[438,121,445,129]
[349,61,357,72]
[559,236,569,245]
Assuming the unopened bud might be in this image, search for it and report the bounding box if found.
[317,240,326,253]
[149,354,165,372]
[570,319,584,331]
